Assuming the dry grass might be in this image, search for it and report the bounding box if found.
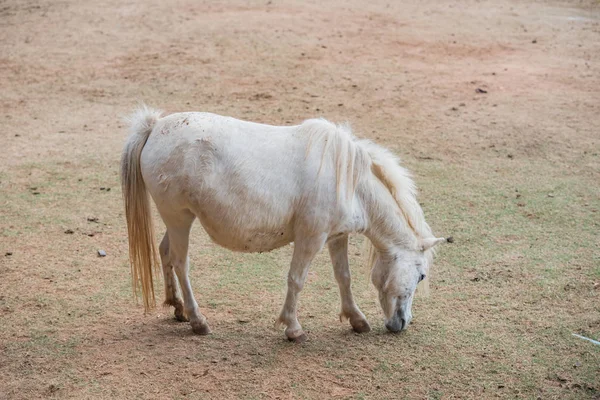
[1,0,599,399]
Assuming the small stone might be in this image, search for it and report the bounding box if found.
[97,250,107,257]
[547,193,555,198]
[5,252,13,256]
[555,375,567,383]
[564,283,575,291]
[64,229,74,234]
[476,88,488,94]
[87,217,99,223]
[532,39,537,44]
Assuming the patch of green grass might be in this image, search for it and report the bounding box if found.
[427,389,443,400]
[9,330,79,359]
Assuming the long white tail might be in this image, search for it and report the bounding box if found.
[120,105,163,311]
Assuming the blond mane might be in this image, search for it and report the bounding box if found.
[301,119,370,204]
[299,119,434,279]
[300,119,432,242]
[359,140,433,240]
[361,141,434,280]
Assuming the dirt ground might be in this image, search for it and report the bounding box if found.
[1,0,599,398]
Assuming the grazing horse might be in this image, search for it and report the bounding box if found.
[121,105,450,342]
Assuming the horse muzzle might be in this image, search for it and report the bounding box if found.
[385,310,411,333]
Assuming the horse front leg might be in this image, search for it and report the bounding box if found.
[276,234,327,343]
[328,235,370,333]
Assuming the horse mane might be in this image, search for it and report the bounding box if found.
[301,119,370,203]
[298,118,433,275]
[357,140,433,241]
[300,118,432,240]
[358,140,434,278]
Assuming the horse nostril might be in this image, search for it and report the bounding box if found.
[400,318,406,330]
[385,320,401,333]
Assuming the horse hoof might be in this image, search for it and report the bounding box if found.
[174,308,188,322]
[287,333,307,344]
[351,320,371,334]
[191,322,212,335]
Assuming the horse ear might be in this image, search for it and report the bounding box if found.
[420,237,453,251]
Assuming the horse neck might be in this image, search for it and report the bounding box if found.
[358,179,419,255]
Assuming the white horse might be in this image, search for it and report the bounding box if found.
[121,105,451,342]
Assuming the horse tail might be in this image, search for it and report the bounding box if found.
[121,105,163,311]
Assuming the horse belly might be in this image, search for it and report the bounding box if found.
[196,212,292,253]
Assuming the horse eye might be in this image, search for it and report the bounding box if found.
[418,274,426,283]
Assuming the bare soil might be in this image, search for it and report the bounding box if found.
[1,0,599,399]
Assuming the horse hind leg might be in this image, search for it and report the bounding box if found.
[159,233,187,322]
[161,210,211,335]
